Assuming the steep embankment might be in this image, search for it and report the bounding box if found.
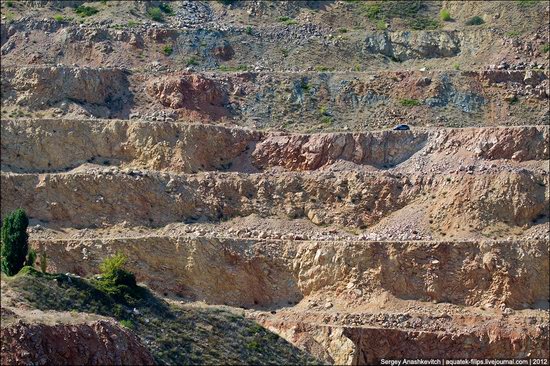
[1,320,156,365]
[0,270,319,365]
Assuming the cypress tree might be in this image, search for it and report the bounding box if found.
[1,209,29,276]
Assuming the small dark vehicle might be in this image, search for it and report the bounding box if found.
[393,124,410,131]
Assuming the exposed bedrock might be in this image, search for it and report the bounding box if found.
[2,169,548,230]
[1,67,132,118]
[365,30,462,61]
[256,319,549,365]
[2,67,548,127]
[1,120,548,173]
[1,119,258,174]
[31,237,549,310]
[0,320,155,366]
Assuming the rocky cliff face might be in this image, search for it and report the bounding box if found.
[2,168,547,231]
[30,236,549,311]
[255,315,549,365]
[365,30,462,61]
[1,67,132,118]
[2,66,548,129]
[1,320,155,365]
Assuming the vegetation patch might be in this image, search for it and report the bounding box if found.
[147,7,164,22]
[376,19,388,30]
[162,45,173,56]
[74,5,99,17]
[400,98,422,107]
[319,105,332,125]
[315,66,333,72]
[1,209,30,276]
[159,2,174,15]
[300,80,311,92]
[507,95,519,105]
[516,0,543,7]
[361,1,424,20]
[219,65,249,72]
[186,56,199,66]
[3,268,318,365]
[408,17,439,30]
[440,9,451,21]
[278,16,297,25]
[357,1,439,30]
[506,30,522,38]
[465,16,484,26]
[3,10,15,23]
[53,14,67,22]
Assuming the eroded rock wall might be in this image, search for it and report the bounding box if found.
[0,320,155,365]
[31,237,549,310]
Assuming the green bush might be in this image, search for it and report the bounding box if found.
[507,95,519,105]
[382,0,424,18]
[319,106,332,125]
[321,116,333,125]
[465,16,484,26]
[440,9,451,21]
[53,15,65,22]
[400,98,422,107]
[376,19,387,30]
[148,7,164,22]
[119,319,134,329]
[278,16,297,25]
[159,3,174,15]
[99,252,126,273]
[409,17,439,30]
[96,253,139,303]
[363,4,381,19]
[246,340,261,351]
[105,268,137,288]
[363,1,424,19]
[506,30,521,38]
[74,5,99,17]
[186,56,199,66]
[245,26,253,35]
[1,209,30,276]
[25,249,36,267]
[542,44,550,53]
[39,250,47,273]
[163,45,173,56]
[315,66,332,72]
[6,1,14,7]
